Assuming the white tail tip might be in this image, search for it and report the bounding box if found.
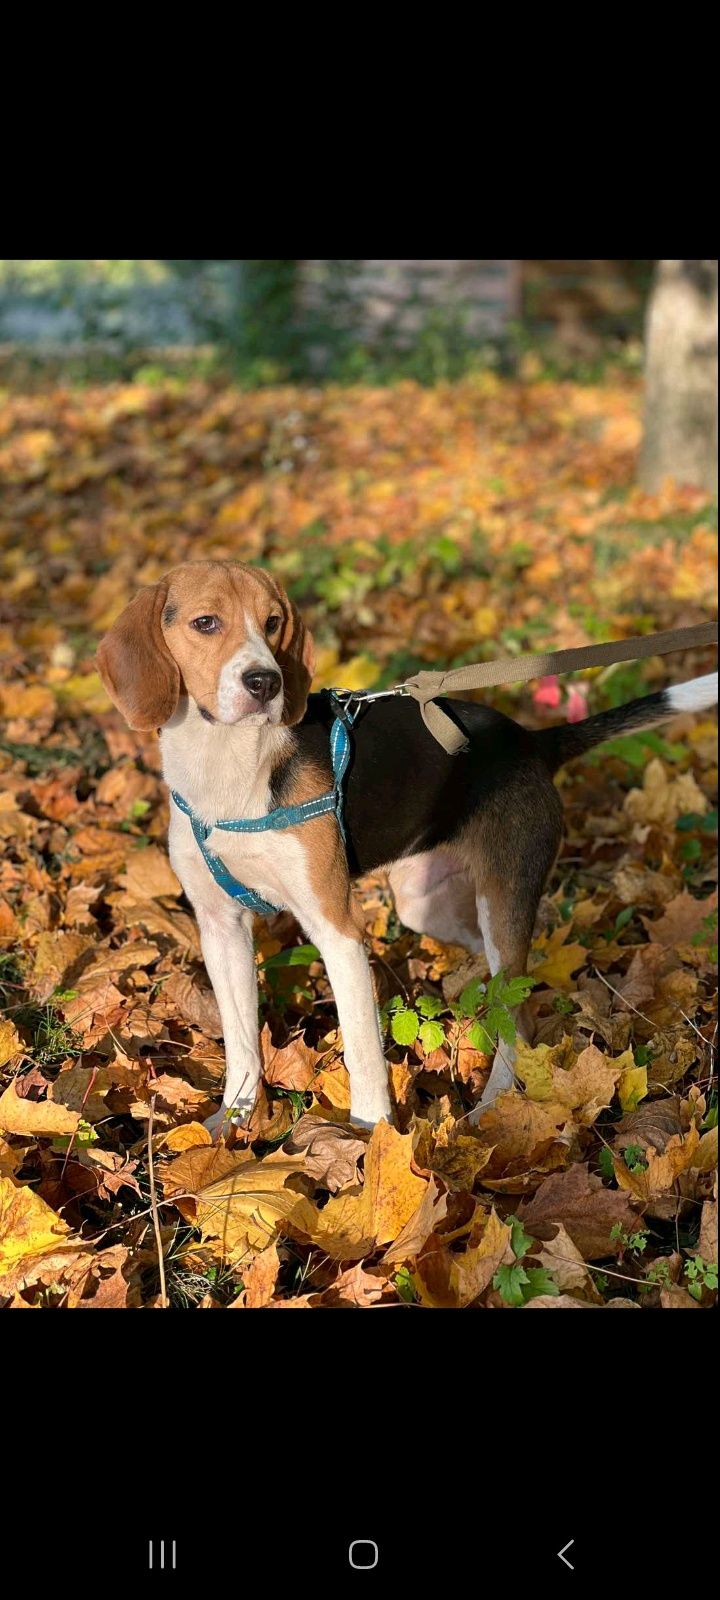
[667,672,718,714]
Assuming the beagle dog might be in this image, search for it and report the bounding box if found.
[97,560,718,1134]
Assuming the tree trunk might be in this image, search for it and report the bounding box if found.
[640,260,718,494]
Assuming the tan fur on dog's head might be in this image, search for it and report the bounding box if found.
[97,561,315,731]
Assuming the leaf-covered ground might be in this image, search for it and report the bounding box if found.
[0,368,717,1309]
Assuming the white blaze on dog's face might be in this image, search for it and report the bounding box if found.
[96,561,315,731]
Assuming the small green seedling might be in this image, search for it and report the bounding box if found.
[382,971,536,1057]
[493,1213,560,1306]
[610,1223,648,1259]
[684,1255,718,1301]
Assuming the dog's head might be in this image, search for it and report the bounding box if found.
[96,561,315,731]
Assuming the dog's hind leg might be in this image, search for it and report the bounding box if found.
[459,773,563,1118]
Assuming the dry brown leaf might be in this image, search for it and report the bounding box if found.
[524,1294,594,1308]
[29,930,95,1002]
[517,1038,624,1124]
[612,862,679,908]
[528,1221,603,1302]
[311,1057,351,1111]
[231,1242,281,1307]
[529,925,589,989]
[161,1121,213,1153]
[517,1162,642,1259]
[71,1243,143,1309]
[698,1179,717,1266]
[119,899,201,954]
[280,1115,366,1193]
[414,1207,512,1308]
[641,888,718,949]
[473,1091,570,1174]
[118,845,181,902]
[692,1126,718,1175]
[128,1073,216,1127]
[660,1285,701,1309]
[616,943,673,1008]
[161,968,223,1037]
[0,1138,23,1179]
[49,1059,142,1123]
[313,1262,387,1307]
[613,1125,700,1201]
[260,1023,320,1092]
[412,1116,494,1190]
[615,1098,683,1155]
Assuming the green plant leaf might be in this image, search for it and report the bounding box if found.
[260,944,320,968]
[523,1268,560,1301]
[509,1216,533,1261]
[493,1263,530,1307]
[391,1008,420,1046]
[467,1020,494,1052]
[482,1005,516,1046]
[458,978,486,1017]
[394,1267,417,1304]
[496,974,537,1007]
[416,994,443,1019]
[418,1020,445,1053]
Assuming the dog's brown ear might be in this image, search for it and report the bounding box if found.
[97,584,181,731]
[274,588,315,726]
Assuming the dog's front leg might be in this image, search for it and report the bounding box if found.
[312,926,392,1128]
[195,904,262,1137]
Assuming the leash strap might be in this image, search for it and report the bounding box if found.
[401,620,719,754]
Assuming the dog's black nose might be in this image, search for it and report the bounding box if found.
[242,668,282,705]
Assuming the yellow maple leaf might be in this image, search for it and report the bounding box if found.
[0,1082,80,1138]
[0,1175,76,1289]
[311,1121,427,1260]
[517,1040,624,1126]
[161,1144,317,1263]
[529,925,588,989]
[0,1020,23,1071]
[617,1057,648,1114]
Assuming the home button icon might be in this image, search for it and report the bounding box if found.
[349,1540,379,1570]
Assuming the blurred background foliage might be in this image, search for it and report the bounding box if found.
[0,258,658,388]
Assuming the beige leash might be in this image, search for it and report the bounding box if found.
[398,620,719,753]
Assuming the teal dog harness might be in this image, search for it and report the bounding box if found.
[170,691,365,916]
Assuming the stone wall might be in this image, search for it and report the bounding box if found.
[297,260,520,347]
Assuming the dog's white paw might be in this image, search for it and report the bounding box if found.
[349,1098,394,1131]
[204,1100,255,1143]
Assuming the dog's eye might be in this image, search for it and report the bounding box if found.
[266,615,282,636]
[191,615,221,634]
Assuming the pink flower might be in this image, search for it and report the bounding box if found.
[566,685,589,723]
[533,675,562,709]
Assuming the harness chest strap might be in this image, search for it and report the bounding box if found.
[171,709,353,915]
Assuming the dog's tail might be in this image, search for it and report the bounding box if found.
[535,671,718,774]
